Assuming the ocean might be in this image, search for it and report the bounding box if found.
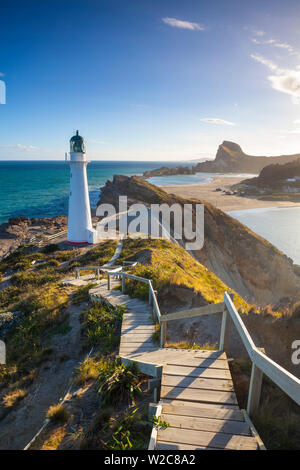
[0,160,194,225]
[1,161,300,265]
[228,207,300,265]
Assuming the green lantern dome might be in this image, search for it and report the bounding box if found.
[70,130,85,153]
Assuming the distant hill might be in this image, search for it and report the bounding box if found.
[241,158,300,189]
[143,141,300,177]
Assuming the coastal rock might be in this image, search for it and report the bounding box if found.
[0,215,68,260]
[143,165,195,178]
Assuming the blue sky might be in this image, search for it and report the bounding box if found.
[1,0,300,160]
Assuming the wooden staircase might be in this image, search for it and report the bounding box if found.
[89,279,262,450]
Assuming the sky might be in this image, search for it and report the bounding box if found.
[1,0,300,161]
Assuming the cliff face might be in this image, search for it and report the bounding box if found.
[98,175,300,306]
[142,141,300,177]
[196,141,300,173]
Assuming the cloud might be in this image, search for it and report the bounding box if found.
[250,54,280,72]
[0,144,39,151]
[162,17,205,31]
[253,29,265,37]
[200,118,236,126]
[293,119,300,124]
[250,34,300,58]
[269,71,300,101]
[0,72,4,77]
[289,128,300,134]
[251,54,300,102]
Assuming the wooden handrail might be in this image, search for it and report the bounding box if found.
[106,270,162,328]
[101,264,300,417]
[160,302,224,322]
[223,292,300,412]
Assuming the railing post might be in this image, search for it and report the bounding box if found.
[160,321,167,348]
[107,273,110,290]
[219,309,230,352]
[220,293,233,352]
[122,276,125,293]
[148,281,152,305]
[97,269,100,280]
[247,362,263,416]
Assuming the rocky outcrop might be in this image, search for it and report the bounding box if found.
[143,165,195,178]
[98,175,300,306]
[143,141,300,177]
[0,216,67,260]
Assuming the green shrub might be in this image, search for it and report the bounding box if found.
[75,356,102,385]
[41,244,59,254]
[10,269,61,287]
[46,403,70,423]
[81,302,124,351]
[72,283,96,305]
[0,286,22,309]
[54,250,78,262]
[98,359,143,406]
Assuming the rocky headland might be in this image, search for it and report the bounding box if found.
[143,141,300,177]
[98,175,300,306]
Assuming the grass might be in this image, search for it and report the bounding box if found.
[75,356,102,385]
[46,404,70,423]
[80,301,124,351]
[72,283,97,305]
[41,425,67,450]
[46,319,71,337]
[69,240,118,268]
[119,237,254,314]
[97,359,144,406]
[10,268,62,288]
[230,359,300,450]
[152,323,160,343]
[2,388,28,407]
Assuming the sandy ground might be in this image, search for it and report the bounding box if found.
[0,298,85,450]
[160,176,300,212]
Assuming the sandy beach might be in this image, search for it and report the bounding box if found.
[160,176,300,212]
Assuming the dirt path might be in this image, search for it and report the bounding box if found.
[0,299,86,450]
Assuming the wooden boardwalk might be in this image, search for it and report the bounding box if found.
[89,280,261,450]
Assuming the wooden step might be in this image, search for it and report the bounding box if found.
[161,413,251,436]
[161,402,244,421]
[163,364,231,380]
[160,385,238,405]
[162,374,234,392]
[155,441,207,450]
[157,427,258,450]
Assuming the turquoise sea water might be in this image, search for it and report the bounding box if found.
[0,160,194,225]
[228,207,300,264]
[1,161,299,264]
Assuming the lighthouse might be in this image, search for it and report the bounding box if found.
[67,131,97,245]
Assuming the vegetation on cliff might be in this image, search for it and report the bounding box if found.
[118,237,253,313]
[99,174,300,306]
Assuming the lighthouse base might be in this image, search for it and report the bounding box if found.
[67,228,98,246]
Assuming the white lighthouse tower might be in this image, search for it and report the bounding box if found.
[67,131,97,245]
